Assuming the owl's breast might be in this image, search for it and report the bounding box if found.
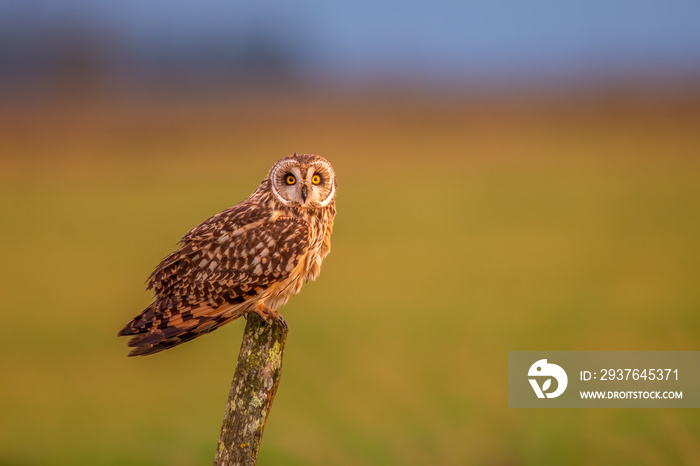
[261,209,334,310]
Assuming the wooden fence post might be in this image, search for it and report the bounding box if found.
[213,313,288,466]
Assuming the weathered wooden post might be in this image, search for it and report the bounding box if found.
[213,313,288,466]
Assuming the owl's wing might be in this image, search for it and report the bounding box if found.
[148,202,299,293]
[118,203,309,355]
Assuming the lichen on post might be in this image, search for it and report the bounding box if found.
[213,313,288,466]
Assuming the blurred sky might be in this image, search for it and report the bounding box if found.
[1,0,700,90]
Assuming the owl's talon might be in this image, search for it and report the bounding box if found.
[252,305,287,331]
[276,315,288,330]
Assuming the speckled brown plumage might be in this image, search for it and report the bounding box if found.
[118,154,336,356]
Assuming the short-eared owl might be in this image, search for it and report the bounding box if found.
[118,154,337,356]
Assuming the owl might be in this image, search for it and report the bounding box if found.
[118,153,337,356]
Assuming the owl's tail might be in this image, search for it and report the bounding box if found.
[117,300,243,356]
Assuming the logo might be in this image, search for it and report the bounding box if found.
[528,359,568,398]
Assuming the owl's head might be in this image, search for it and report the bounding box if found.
[268,154,336,208]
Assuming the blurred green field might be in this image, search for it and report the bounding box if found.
[1,92,699,465]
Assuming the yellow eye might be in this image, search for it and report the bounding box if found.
[285,174,296,185]
[311,174,321,185]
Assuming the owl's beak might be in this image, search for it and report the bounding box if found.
[301,185,308,203]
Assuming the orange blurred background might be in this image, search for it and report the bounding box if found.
[1,2,700,465]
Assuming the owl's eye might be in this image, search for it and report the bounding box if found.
[285,174,296,185]
[311,174,321,185]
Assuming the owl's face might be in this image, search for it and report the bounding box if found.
[269,154,336,208]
